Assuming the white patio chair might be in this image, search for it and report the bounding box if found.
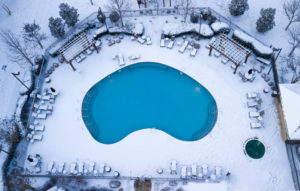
[178,40,189,53]
[214,51,221,57]
[221,58,229,64]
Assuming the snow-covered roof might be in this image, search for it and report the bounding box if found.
[279,84,300,140]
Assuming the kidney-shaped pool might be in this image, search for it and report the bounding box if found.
[82,62,217,144]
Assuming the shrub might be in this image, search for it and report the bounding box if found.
[190,12,199,23]
[109,11,120,23]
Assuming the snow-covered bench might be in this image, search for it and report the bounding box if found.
[256,57,271,65]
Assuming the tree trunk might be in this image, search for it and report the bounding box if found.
[169,0,171,7]
[35,36,43,49]
[163,0,165,7]
[2,4,12,16]
[289,42,300,56]
[285,20,293,31]
[89,0,93,5]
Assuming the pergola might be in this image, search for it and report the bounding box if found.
[209,34,251,74]
[59,32,98,71]
[137,0,172,8]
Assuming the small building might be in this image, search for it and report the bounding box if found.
[278,84,300,142]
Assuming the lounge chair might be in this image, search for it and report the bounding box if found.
[221,58,229,64]
[249,112,259,118]
[99,163,105,174]
[215,166,222,179]
[247,101,259,108]
[214,51,221,57]
[181,166,187,179]
[70,163,77,175]
[160,38,165,47]
[58,162,65,173]
[47,162,54,174]
[167,40,175,49]
[88,161,95,173]
[78,162,84,174]
[118,53,125,67]
[32,134,43,141]
[190,47,198,57]
[247,92,259,99]
[250,122,262,129]
[202,164,208,176]
[128,55,140,61]
[37,113,47,119]
[191,164,197,178]
[137,37,145,44]
[35,125,45,131]
[146,37,152,45]
[178,40,189,53]
[171,160,177,174]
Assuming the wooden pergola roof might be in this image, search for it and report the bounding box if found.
[209,34,251,74]
[59,32,98,71]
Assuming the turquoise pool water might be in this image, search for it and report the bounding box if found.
[82,62,217,144]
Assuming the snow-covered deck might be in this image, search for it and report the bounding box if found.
[23,16,294,191]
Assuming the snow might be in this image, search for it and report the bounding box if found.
[19,70,33,95]
[23,16,293,190]
[279,84,300,140]
[162,22,213,37]
[0,0,299,190]
[182,182,227,191]
[210,22,230,33]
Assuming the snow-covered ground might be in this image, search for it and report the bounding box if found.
[22,15,293,190]
[0,0,298,190]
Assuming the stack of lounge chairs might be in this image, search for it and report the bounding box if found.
[246,92,264,129]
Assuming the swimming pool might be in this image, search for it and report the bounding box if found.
[82,62,217,144]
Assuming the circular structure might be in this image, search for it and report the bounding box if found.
[245,139,265,159]
[82,62,217,144]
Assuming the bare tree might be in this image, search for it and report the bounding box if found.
[283,0,300,30]
[0,118,20,145]
[281,54,300,83]
[288,27,300,56]
[0,30,34,66]
[180,0,193,22]
[89,0,94,5]
[2,3,12,16]
[6,164,34,191]
[107,0,130,27]
[23,21,46,49]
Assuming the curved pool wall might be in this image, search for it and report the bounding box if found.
[82,62,218,144]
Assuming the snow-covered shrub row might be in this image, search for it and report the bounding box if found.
[210,22,230,34]
[14,95,28,137]
[232,30,273,59]
[108,22,144,36]
[162,22,214,38]
[47,12,99,56]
